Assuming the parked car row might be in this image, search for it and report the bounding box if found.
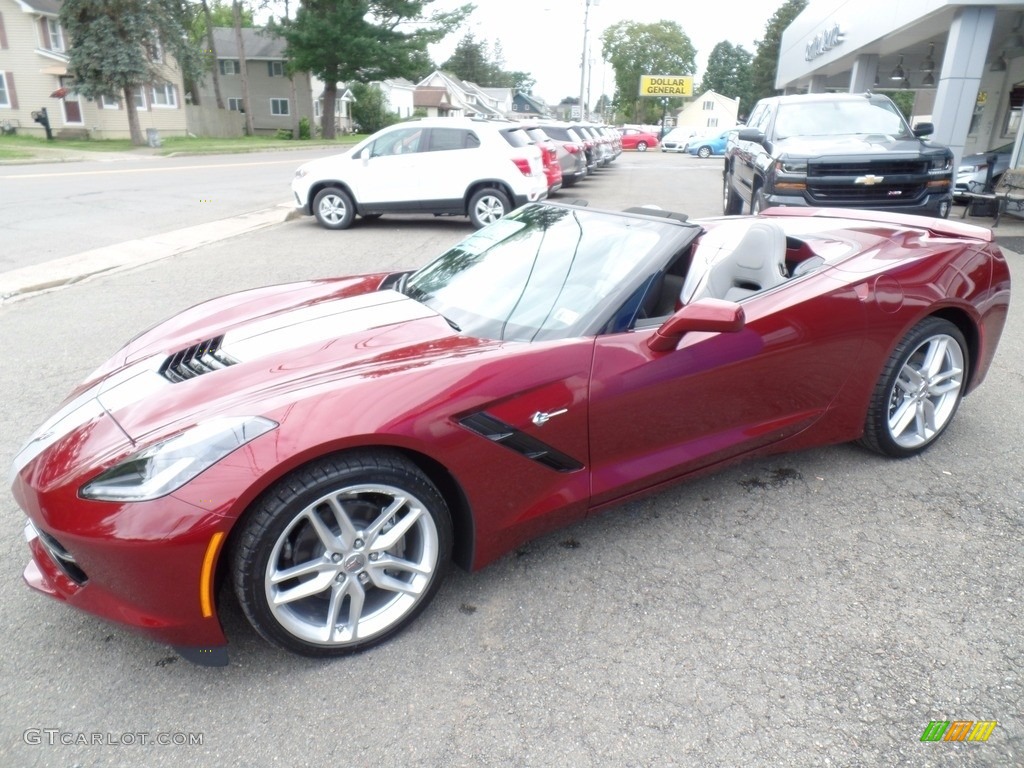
[291,117,624,231]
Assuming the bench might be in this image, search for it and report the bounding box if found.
[960,167,1024,227]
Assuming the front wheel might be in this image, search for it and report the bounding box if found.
[468,188,511,229]
[860,318,968,457]
[723,172,743,215]
[313,187,356,230]
[698,146,712,159]
[636,141,648,152]
[751,189,769,215]
[232,451,453,657]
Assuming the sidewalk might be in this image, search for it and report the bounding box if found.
[956,203,1024,253]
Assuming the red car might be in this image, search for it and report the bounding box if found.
[10,203,1010,665]
[619,128,660,151]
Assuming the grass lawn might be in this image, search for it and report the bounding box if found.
[0,132,364,161]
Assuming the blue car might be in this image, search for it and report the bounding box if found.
[686,130,731,158]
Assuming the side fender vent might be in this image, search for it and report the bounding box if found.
[459,413,584,473]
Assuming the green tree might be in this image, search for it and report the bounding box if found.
[442,33,535,91]
[60,0,205,145]
[350,81,398,134]
[601,20,696,123]
[275,0,470,139]
[699,41,755,117]
[750,0,807,105]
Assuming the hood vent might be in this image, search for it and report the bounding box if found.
[159,336,238,383]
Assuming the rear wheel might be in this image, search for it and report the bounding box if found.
[468,188,511,229]
[313,187,355,230]
[860,318,968,457]
[232,451,453,657]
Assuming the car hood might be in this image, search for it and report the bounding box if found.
[12,280,487,481]
[771,134,944,159]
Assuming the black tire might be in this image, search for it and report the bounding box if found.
[232,450,453,657]
[313,186,356,230]
[697,146,712,159]
[751,188,769,215]
[468,187,511,229]
[723,171,743,215]
[636,141,648,152]
[361,212,383,221]
[860,317,969,457]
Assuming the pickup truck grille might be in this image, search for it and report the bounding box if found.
[806,159,929,204]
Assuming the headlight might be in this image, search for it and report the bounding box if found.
[777,159,807,174]
[930,155,952,172]
[80,416,277,502]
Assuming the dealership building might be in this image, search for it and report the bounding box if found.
[777,1,1024,170]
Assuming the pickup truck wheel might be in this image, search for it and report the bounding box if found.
[751,189,769,215]
[723,172,743,215]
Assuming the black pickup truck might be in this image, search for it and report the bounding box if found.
[723,92,954,218]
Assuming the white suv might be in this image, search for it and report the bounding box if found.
[291,118,549,230]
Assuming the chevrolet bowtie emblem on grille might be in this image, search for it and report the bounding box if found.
[855,174,885,185]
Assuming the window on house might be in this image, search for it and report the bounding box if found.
[268,61,284,77]
[220,60,240,75]
[313,100,320,118]
[47,19,64,52]
[1003,84,1024,139]
[271,98,289,116]
[0,72,9,107]
[703,100,714,111]
[228,97,244,112]
[133,87,147,109]
[100,94,120,109]
[151,82,177,107]
[707,118,718,128]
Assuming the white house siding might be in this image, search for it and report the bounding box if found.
[674,90,740,134]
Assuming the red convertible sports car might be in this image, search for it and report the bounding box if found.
[10,202,1010,665]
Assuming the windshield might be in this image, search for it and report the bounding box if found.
[403,205,675,342]
[775,99,912,140]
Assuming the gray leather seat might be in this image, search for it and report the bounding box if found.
[687,219,788,302]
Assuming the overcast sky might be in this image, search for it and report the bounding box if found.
[428,0,778,103]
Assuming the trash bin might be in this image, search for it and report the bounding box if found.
[146,128,162,148]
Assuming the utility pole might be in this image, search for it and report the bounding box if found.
[578,0,596,120]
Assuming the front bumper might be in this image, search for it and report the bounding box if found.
[763,189,953,218]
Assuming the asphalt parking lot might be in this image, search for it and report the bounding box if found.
[0,151,1020,767]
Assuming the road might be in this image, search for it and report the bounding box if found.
[0,151,1020,767]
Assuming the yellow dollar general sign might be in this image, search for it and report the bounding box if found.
[639,75,693,97]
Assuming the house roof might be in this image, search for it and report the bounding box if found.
[211,27,286,60]
[16,0,60,16]
[413,87,453,110]
[514,91,549,115]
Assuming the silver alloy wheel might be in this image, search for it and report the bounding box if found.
[264,483,440,646]
[473,194,506,225]
[317,193,348,226]
[698,146,711,158]
[886,333,965,449]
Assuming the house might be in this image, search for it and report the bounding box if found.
[511,91,550,118]
[674,90,740,135]
[0,0,187,139]
[308,76,354,134]
[416,71,505,118]
[413,86,455,118]
[194,28,314,135]
[374,77,416,119]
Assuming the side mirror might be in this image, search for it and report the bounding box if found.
[737,127,765,144]
[913,122,934,138]
[647,299,745,352]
